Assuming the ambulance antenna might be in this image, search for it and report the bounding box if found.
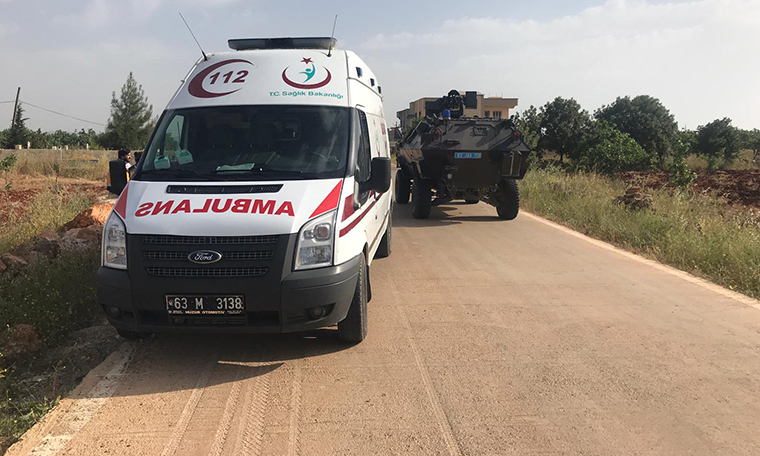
[327,15,338,57]
[179,12,208,61]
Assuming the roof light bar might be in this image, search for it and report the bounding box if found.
[228,37,337,51]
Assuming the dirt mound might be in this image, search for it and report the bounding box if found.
[63,203,114,230]
[619,169,760,208]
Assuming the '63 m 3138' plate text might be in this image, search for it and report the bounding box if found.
[166,295,245,316]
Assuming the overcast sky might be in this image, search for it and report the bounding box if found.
[1,0,759,133]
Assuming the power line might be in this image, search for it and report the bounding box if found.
[18,100,107,127]
[0,100,16,104]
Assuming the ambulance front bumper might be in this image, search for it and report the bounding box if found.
[97,254,360,334]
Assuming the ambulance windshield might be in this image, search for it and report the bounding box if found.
[138,105,349,181]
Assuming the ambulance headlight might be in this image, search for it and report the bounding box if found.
[102,213,127,270]
[295,211,335,270]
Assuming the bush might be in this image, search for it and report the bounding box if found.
[0,248,101,345]
[667,154,697,189]
[575,123,656,174]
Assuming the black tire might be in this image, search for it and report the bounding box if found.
[116,328,150,340]
[464,198,479,204]
[412,179,432,219]
[394,170,411,205]
[339,253,368,343]
[496,179,520,220]
[375,210,392,259]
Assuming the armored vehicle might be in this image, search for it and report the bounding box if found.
[396,90,530,220]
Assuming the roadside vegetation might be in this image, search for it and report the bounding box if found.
[521,168,760,299]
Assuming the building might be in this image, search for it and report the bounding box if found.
[396,92,519,132]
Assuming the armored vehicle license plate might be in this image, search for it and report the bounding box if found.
[454,152,482,159]
[166,295,245,316]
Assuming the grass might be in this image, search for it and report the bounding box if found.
[0,149,111,181]
[0,247,102,451]
[521,167,760,299]
[0,187,96,254]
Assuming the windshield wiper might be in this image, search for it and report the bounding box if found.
[213,166,306,179]
[139,169,221,181]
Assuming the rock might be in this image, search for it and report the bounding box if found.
[63,228,81,239]
[75,225,101,244]
[63,203,115,230]
[0,253,28,269]
[12,238,61,261]
[38,230,60,242]
[0,324,43,364]
[614,189,653,211]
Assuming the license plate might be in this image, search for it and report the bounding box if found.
[166,295,245,316]
[454,152,482,159]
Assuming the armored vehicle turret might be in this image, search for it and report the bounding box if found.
[396,90,530,220]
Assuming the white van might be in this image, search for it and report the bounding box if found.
[99,37,392,343]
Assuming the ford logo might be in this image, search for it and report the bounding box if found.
[188,250,223,264]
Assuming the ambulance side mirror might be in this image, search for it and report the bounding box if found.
[360,157,391,194]
[107,160,128,195]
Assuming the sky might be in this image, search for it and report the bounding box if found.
[1,0,759,133]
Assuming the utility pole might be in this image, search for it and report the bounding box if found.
[10,87,20,126]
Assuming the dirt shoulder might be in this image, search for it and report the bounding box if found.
[620,169,760,208]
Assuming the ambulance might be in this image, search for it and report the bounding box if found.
[99,37,392,343]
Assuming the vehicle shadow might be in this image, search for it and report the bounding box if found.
[99,329,351,398]
[393,201,503,227]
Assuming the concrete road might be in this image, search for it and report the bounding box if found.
[10,202,760,456]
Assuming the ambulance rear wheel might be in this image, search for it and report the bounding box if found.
[412,179,432,219]
[339,253,368,343]
[496,179,520,220]
[395,170,411,204]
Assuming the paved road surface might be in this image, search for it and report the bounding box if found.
[10,201,760,456]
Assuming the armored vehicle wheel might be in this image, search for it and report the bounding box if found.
[395,170,411,204]
[339,253,368,343]
[412,179,432,219]
[375,210,392,258]
[464,198,479,204]
[496,179,520,220]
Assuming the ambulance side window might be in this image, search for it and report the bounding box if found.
[356,110,371,184]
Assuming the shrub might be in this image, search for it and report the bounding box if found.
[575,123,656,174]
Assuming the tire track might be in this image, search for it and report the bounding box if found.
[390,281,462,456]
[231,366,271,456]
[159,344,220,456]
[287,364,302,456]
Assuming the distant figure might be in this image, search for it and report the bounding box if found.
[118,148,133,175]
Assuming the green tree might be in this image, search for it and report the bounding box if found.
[538,97,591,163]
[695,118,740,166]
[104,72,153,150]
[741,128,760,162]
[3,104,30,149]
[678,129,697,155]
[595,95,678,166]
[515,105,543,152]
[575,122,656,174]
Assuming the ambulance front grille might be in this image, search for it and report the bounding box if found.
[146,267,269,277]
[144,251,274,261]
[142,235,279,245]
